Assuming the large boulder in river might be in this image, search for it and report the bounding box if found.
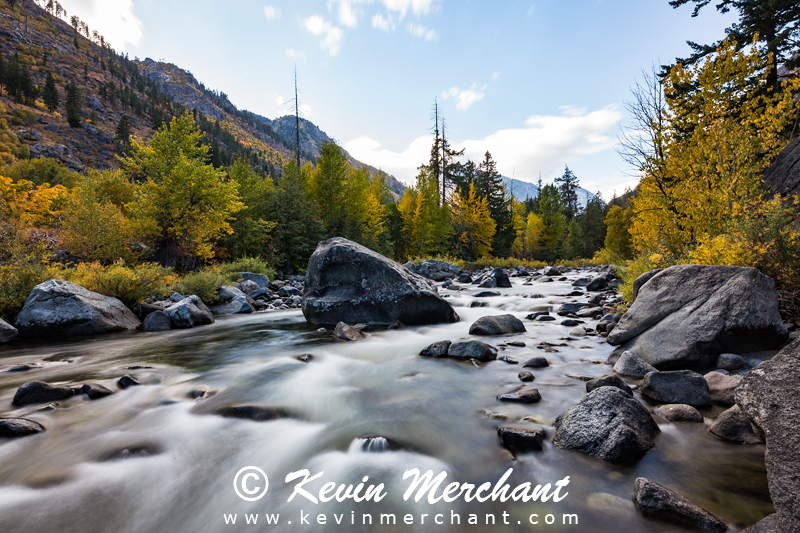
[14,279,140,336]
[302,238,458,327]
[468,314,525,336]
[735,338,800,533]
[553,386,660,463]
[413,260,461,282]
[210,286,254,315]
[607,265,787,369]
[640,370,711,406]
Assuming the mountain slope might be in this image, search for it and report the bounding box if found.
[501,176,600,208]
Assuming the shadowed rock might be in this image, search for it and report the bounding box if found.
[633,478,727,531]
[164,295,214,328]
[0,318,18,342]
[81,383,114,400]
[448,341,497,361]
[608,265,787,369]
[498,424,545,452]
[554,387,660,463]
[586,375,633,396]
[12,381,74,406]
[497,385,541,403]
[469,315,526,336]
[640,370,711,406]
[709,405,762,445]
[219,405,291,421]
[419,340,451,358]
[654,404,703,423]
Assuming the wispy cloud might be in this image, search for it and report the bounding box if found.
[344,106,623,188]
[442,84,486,110]
[381,0,440,19]
[57,0,143,50]
[285,48,305,59]
[263,5,281,20]
[407,22,437,41]
[303,15,344,56]
[372,13,394,32]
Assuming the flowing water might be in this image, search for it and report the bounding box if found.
[0,275,773,532]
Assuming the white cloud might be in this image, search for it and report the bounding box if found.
[303,15,344,56]
[266,91,313,119]
[381,0,439,19]
[344,106,623,188]
[372,13,394,32]
[263,5,281,20]
[285,48,305,59]
[527,5,536,17]
[407,22,437,41]
[442,85,485,110]
[491,71,500,81]
[57,0,142,50]
[337,1,358,27]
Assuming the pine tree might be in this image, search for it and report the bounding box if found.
[65,83,81,127]
[310,140,348,236]
[475,151,513,257]
[43,71,58,112]
[563,219,583,259]
[555,165,580,221]
[451,183,495,260]
[114,115,133,153]
[538,184,566,261]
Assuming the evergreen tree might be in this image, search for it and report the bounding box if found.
[555,165,580,221]
[310,140,348,236]
[65,83,81,127]
[538,183,566,261]
[114,115,133,154]
[563,219,583,259]
[475,151,513,257]
[450,183,495,260]
[43,72,58,112]
[578,194,607,258]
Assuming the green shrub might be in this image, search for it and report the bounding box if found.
[0,255,64,320]
[217,256,275,282]
[67,261,176,309]
[177,266,229,305]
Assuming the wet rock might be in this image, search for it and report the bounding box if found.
[142,310,172,332]
[499,355,517,364]
[576,307,604,319]
[640,370,711,406]
[458,273,473,284]
[526,311,549,320]
[553,387,660,462]
[654,404,704,423]
[164,295,214,328]
[704,371,740,407]
[211,286,255,315]
[0,418,46,438]
[117,375,140,389]
[474,291,500,298]
[219,405,291,421]
[497,385,541,403]
[469,314,526,336]
[613,351,657,379]
[302,238,458,327]
[608,265,787,369]
[586,375,633,396]
[709,405,762,445]
[100,444,161,461]
[419,340,451,358]
[498,424,545,452]
[237,279,261,294]
[736,338,800,532]
[716,353,747,371]
[478,276,497,288]
[334,322,366,341]
[536,314,556,322]
[81,383,114,400]
[507,341,526,347]
[586,276,609,291]
[240,272,271,287]
[12,381,74,406]
[487,268,512,288]
[448,341,497,361]
[413,259,461,282]
[561,319,580,327]
[558,303,586,315]
[572,278,590,287]
[522,356,549,368]
[0,318,18,342]
[14,279,140,336]
[469,301,488,308]
[296,353,313,363]
[633,477,727,532]
[569,327,587,337]
[518,371,534,382]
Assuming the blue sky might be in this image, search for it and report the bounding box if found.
[58,0,738,199]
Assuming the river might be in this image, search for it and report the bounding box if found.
[0,273,773,532]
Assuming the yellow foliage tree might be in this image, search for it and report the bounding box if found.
[450,183,496,260]
[630,38,800,259]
